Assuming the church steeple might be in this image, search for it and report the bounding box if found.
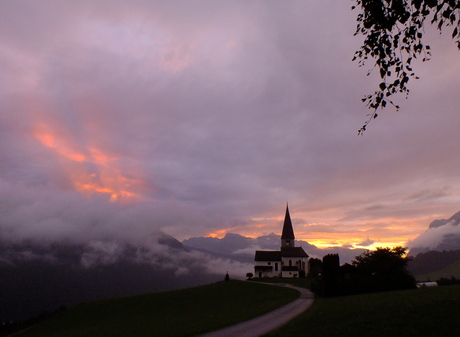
[281,204,295,248]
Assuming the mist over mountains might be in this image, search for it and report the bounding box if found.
[408,211,460,256]
[0,233,249,322]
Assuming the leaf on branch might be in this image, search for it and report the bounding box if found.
[443,9,452,19]
[426,0,437,8]
[352,0,459,133]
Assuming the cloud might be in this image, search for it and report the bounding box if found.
[231,246,262,257]
[408,222,460,253]
[0,1,459,250]
[0,179,227,244]
[80,241,125,268]
[406,188,451,202]
[356,238,375,247]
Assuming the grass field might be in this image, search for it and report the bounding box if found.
[263,284,460,337]
[16,280,299,337]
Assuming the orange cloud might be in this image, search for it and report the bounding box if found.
[34,126,86,162]
[33,123,144,203]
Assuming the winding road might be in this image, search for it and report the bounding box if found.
[198,283,314,337]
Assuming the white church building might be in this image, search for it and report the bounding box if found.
[254,205,309,278]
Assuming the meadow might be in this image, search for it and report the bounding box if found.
[14,280,460,337]
[15,280,298,337]
[263,284,460,337]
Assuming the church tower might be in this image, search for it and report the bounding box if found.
[281,204,295,248]
[254,204,309,278]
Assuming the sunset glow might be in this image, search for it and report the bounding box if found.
[33,124,143,202]
[34,127,87,163]
[203,211,426,250]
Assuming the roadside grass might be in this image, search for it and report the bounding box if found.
[250,277,312,289]
[264,285,460,337]
[17,280,299,337]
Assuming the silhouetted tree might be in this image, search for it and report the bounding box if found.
[307,258,322,278]
[322,254,341,296]
[352,246,416,292]
[437,277,460,286]
[224,272,230,281]
[352,0,460,134]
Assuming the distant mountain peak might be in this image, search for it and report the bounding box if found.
[428,210,460,229]
[448,210,460,224]
[410,209,460,256]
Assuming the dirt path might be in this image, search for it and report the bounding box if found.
[197,284,314,337]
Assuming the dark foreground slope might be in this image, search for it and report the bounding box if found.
[0,256,216,323]
[264,285,460,337]
[0,237,231,323]
[16,281,298,337]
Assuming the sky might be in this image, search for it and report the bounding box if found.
[1,0,459,251]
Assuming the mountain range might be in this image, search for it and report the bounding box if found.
[182,232,366,265]
[0,233,243,322]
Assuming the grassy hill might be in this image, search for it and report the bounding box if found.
[14,279,460,337]
[416,260,460,281]
[263,284,460,337]
[15,280,298,337]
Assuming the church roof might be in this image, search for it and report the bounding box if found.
[281,246,309,258]
[255,250,281,261]
[281,204,295,240]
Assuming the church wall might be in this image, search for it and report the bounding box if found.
[281,257,308,270]
[254,260,281,278]
[282,270,299,278]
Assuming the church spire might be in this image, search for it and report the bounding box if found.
[281,203,295,248]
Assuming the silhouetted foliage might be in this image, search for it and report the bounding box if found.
[436,276,460,286]
[352,0,460,134]
[307,258,322,278]
[322,254,341,296]
[310,254,342,296]
[310,247,416,297]
[352,246,416,292]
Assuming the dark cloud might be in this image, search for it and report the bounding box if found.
[406,188,451,202]
[356,239,375,247]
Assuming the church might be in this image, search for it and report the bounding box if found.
[254,205,309,278]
